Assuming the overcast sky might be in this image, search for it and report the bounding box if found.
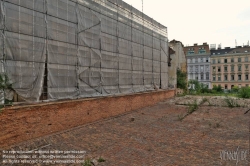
[122,0,250,48]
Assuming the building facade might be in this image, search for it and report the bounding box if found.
[184,43,211,88]
[169,40,187,88]
[210,46,250,89]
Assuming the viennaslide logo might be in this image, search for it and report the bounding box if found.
[220,146,249,165]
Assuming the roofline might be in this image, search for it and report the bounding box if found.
[211,52,250,57]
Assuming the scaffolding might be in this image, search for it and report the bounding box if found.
[0,0,169,103]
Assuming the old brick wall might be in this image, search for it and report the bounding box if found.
[0,90,175,148]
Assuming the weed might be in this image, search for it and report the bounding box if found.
[180,100,199,121]
[177,114,184,121]
[97,157,106,163]
[224,96,240,108]
[200,98,208,105]
[215,123,220,128]
[188,100,198,114]
[82,158,92,166]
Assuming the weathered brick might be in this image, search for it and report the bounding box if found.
[0,90,175,148]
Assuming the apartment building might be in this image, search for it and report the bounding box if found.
[184,43,211,88]
[210,46,250,89]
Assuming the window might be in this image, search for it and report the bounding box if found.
[213,59,216,64]
[218,59,221,63]
[238,57,241,62]
[206,73,209,80]
[246,74,249,80]
[200,66,204,72]
[231,65,234,72]
[224,66,227,72]
[213,75,216,81]
[199,50,206,54]
[245,57,249,62]
[238,65,242,71]
[246,84,249,87]
[225,85,228,89]
[188,51,194,55]
[245,65,249,70]
[200,58,203,62]
[218,67,221,72]
[218,75,221,81]
[206,66,209,71]
[206,57,209,62]
[224,75,228,81]
[195,58,198,63]
[213,66,216,72]
[238,75,241,81]
[231,58,234,62]
[224,59,227,63]
[231,75,234,81]
[195,74,198,80]
[201,74,204,80]
[189,66,193,72]
[195,66,198,72]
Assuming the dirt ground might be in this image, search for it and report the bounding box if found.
[1,95,250,166]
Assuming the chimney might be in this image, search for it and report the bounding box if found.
[224,47,230,49]
[203,42,207,45]
[194,43,198,46]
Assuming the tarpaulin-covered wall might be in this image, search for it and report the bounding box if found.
[0,0,169,102]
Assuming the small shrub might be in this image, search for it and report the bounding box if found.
[188,80,201,93]
[82,159,92,166]
[201,98,208,105]
[0,74,13,107]
[211,90,217,94]
[232,86,239,93]
[177,69,187,91]
[224,96,240,108]
[238,87,250,98]
[97,157,106,163]
[212,85,223,93]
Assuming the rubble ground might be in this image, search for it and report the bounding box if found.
[2,95,249,166]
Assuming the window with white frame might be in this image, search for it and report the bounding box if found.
[245,57,248,62]
[206,73,209,80]
[218,75,221,81]
[200,66,204,72]
[195,66,198,72]
[201,74,204,80]
[206,65,209,71]
[213,75,216,81]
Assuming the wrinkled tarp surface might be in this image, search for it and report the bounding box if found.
[0,0,169,102]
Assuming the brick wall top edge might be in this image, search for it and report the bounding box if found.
[4,90,175,111]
